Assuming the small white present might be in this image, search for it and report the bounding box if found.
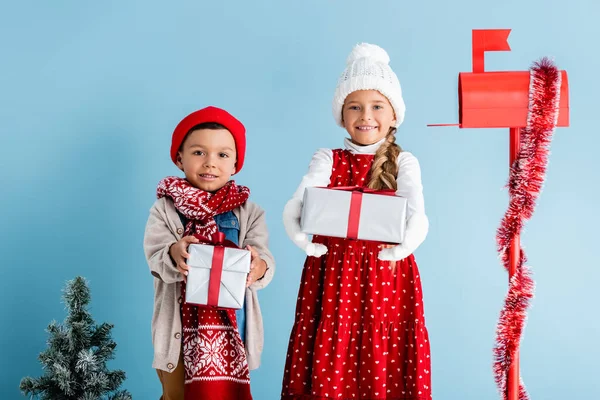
[300,186,408,244]
[185,240,251,309]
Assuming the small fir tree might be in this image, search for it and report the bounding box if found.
[20,276,132,400]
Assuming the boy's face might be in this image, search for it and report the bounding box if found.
[176,128,237,192]
[342,90,396,145]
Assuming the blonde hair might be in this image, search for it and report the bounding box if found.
[366,127,402,190]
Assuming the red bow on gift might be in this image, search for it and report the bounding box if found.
[327,186,396,240]
[192,232,239,307]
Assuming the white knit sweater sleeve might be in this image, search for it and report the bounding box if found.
[283,148,333,256]
[395,151,426,219]
[291,148,334,202]
[377,151,429,261]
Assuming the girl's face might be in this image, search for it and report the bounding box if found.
[176,128,237,192]
[342,90,396,145]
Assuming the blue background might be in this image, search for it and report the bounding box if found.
[1,0,598,399]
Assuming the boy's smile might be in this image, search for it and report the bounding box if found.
[176,128,237,192]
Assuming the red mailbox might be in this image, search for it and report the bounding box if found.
[459,70,569,128]
[431,29,570,128]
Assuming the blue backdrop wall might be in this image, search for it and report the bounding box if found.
[1,0,598,398]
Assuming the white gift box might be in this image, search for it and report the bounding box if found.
[185,243,251,309]
[300,186,408,244]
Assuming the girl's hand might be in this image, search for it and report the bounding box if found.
[377,244,410,261]
[246,245,267,287]
[305,242,328,258]
[169,236,199,282]
[283,198,328,258]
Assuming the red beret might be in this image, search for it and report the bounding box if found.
[170,106,246,173]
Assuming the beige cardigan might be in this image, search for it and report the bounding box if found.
[143,197,275,372]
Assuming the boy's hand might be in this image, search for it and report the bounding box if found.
[169,236,199,282]
[246,245,267,287]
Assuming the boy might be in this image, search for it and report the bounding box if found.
[144,106,275,400]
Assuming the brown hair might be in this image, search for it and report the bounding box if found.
[366,127,402,190]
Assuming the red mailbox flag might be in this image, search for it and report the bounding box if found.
[472,29,511,73]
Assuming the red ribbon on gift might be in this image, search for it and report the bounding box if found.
[193,232,237,307]
[328,186,396,240]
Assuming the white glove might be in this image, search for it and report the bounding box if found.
[378,213,429,261]
[283,198,328,258]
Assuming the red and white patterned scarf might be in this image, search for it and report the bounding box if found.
[157,176,250,239]
[157,176,253,400]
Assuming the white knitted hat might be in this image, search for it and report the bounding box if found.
[332,43,405,128]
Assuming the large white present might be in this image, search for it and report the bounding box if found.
[185,238,250,309]
[300,186,408,244]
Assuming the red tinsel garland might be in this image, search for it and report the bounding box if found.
[493,58,562,400]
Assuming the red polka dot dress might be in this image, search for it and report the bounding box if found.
[281,149,432,400]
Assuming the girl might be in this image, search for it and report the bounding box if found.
[281,44,431,400]
[144,106,275,400]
